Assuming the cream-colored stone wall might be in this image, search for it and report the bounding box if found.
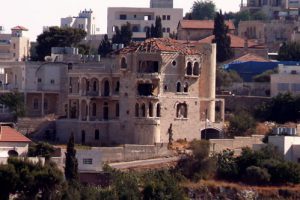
[56,43,221,145]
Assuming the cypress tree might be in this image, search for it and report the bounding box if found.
[65,133,79,183]
[154,16,163,38]
[150,24,156,38]
[213,10,233,62]
[98,34,112,57]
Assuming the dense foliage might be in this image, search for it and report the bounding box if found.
[0,91,25,120]
[213,11,234,62]
[278,42,300,61]
[217,146,300,185]
[35,27,87,61]
[98,34,112,57]
[146,16,163,38]
[28,142,55,161]
[112,22,132,46]
[65,133,79,183]
[177,140,216,181]
[255,93,300,123]
[227,110,257,136]
[190,0,216,20]
[224,10,267,28]
[216,68,242,88]
[0,158,63,200]
[252,68,278,82]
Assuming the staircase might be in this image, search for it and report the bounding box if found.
[16,115,59,141]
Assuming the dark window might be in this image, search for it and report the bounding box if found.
[92,103,97,116]
[116,103,120,117]
[167,28,170,33]
[81,130,86,144]
[38,78,42,83]
[135,103,139,117]
[103,102,109,120]
[33,98,39,110]
[103,80,110,96]
[50,79,55,84]
[93,81,97,92]
[162,15,166,20]
[95,129,100,140]
[149,103,153,117]
[138,83,153,96]
[121,57,127,69]
[184,82,189,93]
[115,81,120,93]
[120,14,127,20]
[176,82,181,93]
[187,62,192,75]
[193,62,200,76]
[44,99,48,110]
[156,103,161,117]
[167,15,171,20]
[141,104,146,117]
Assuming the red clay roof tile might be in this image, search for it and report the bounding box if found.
[0,126,31,143]
[179,20,235,30]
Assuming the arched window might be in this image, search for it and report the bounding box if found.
[176,82,181,93]
[121,57,127,69]
[141,103,146,117]
[93,80,97,92]
[186,62,192,75]
[103,102,109,120]
[116,103,120,117]
[149,102,153,117]
[176,103,188,118]
[95,129,100,140]
[156,103,161,117]
[193,62,200,76]
[135,103,139,117]
[115,81,120,93]
[183,82,189,93]
[33,98,39,110]
[86,80,90,92]
[92,103,97,117]
[81,130,86,144]
[103,80,110,96]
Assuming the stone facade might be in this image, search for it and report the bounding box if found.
[56,38,223,145]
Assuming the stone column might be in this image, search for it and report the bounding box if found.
[207,44,216,122]
[78,99,82,121]
[220,100,225,122]
[87,100,90,121]
[41,93,45,117]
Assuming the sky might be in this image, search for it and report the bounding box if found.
[0,0,240,41]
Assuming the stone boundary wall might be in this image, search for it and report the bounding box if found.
[209,135,264,155]
[52,143,173,171]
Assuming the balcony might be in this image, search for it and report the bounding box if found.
[135,117,160,125]
[136,73,160,80]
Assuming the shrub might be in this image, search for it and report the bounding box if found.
[245,166,270,185]
[228,111,256,136]
[216,150,239,180]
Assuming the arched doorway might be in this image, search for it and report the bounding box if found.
[201,128,223,140]
[8,150,18,157]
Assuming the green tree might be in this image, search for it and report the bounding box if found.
[154,16,163,38]
[228,110,256,136]
[0,91,25,120]
[213,10,234,62]
[65,133,79,183]
[142,170,186,200]
[177,140,216,181]
[98,34,112,57]
[77,44,90,55]
[245,166,271,185]
[191,0,216,20]
[112,23,132,46]
[0,164,18,200]
[216,68,242,89]
[28,142,55,161]
[35,27,87,61]
[278,42,300,61]
[253,68,278,82]
[216,149,239,180]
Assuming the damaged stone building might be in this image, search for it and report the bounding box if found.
[56,38,224,145]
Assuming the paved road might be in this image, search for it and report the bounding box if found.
[109,156,180,169]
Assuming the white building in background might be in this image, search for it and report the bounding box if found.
[107,0,183,41]
[61,9,100,36]
[0,26,30,62]
[270,64,300,96]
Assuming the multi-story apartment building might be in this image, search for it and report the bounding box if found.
[107,0,183,41]
[0,26,30,61]
[238,20,300,51]
[271,64,300,96]
[56,38,224,145]
[61,9,99,36]
[241,0,300,19]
